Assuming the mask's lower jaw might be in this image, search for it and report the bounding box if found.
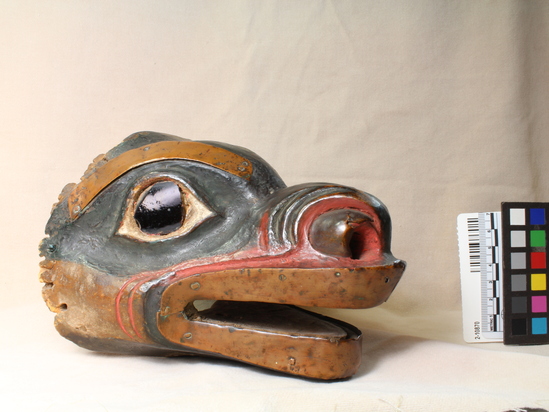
[171,301,363,380]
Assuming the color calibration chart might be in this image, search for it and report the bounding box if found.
[458,202,549,345]
[501,202,548,345]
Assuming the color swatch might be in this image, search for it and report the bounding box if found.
[502,202,549,344]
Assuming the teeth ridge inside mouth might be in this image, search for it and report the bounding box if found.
[193,300,216,311]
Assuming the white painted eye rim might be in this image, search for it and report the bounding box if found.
[117,175,215,242]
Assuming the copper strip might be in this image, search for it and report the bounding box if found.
[160,265,405,314]
[68,141,253,219]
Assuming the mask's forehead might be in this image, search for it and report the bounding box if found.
[68,140,254,219]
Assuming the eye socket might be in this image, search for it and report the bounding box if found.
[118,176,215,242]
[134,181,184,235]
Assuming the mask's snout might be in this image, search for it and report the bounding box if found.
[263,184,393,267]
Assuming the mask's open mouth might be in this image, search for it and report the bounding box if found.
[186,300,361,341]
[149,261,405,380]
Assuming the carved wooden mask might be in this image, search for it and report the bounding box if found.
[39,131,405,379]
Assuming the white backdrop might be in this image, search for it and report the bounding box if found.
[1,1,548,411]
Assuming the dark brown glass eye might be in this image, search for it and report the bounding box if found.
[134,181,185,235]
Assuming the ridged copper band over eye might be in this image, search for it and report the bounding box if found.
[67,141,253,219]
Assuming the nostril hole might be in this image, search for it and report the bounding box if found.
[349,231,365,260]
[309,209,377,259]
[59,303,68,311]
